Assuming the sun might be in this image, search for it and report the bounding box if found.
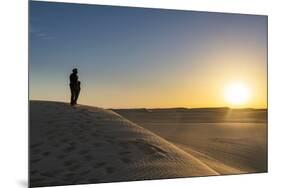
[224,82,250,106]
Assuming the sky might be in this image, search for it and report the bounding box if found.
[29,1,267,109]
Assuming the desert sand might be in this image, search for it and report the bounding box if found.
[30,101,219,187]
[113,107,267,175]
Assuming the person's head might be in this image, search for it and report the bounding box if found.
[72,68,78,74]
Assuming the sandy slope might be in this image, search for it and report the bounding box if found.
[30,101,218,187]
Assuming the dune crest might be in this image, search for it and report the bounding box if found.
[30,101,218,187]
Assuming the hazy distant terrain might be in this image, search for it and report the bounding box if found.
[113,108,267,174]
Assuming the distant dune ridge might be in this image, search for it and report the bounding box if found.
[30,101,219,187]
[113,107,267,123]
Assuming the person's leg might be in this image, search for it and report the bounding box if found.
[70,85,75,105]
[74,87,80,104]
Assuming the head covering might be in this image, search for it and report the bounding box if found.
[72,68,78,73]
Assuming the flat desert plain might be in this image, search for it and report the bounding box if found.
[113,108,267,174]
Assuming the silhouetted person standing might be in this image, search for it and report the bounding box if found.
[69,68,81,106]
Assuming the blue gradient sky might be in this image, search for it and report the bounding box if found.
[29,1,267,108]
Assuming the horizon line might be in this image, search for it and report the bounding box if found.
[29,99,268,110]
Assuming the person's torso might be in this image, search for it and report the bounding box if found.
[70,73,78,84]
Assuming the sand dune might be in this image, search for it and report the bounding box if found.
[30,101,218,187]
[113,108,267,175]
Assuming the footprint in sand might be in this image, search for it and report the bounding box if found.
[73,131,84,136]
[62,146,75,153]
[64,172,75,177]
[93,142,102,147]
[47,120,55,125]
[82,127,91,132]
[31,158,42,163]
[83,155,93,161]
[79,170,91,176]
[30,178,45,184]
[63,173,75,181]
[86,120,92,124]
[78,109,88,113]
[63,160,76,167]
[79,137,90,143]
[50,142,60,148]
[58,132,64,137]
[42,151,51,156]
[77,135,87,140]
[47,135,56,141]
[68,141,76,147]
[95,116,102,120]
[60,138,70,143]
[95,130,104,135]
[88,178,100,182]
[30,142,44,149]
[52,169,63,175]
[90,132,99,137]
[56,154,66,159]
[31,148,41,155]
[30,170,38,175]
[105,139,115,144]
[120,157,132,164]
[68,163,82,171]
[40,171,56,178]
[105,167,115,174]
[118,151,131,155]
[78,149,89,155]
[46,130,56,136]
[117,142,130,149]
[93,162,106,168]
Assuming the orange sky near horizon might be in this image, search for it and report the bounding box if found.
[31,46,267,109]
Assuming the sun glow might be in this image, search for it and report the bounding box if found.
[225,82,251,106]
